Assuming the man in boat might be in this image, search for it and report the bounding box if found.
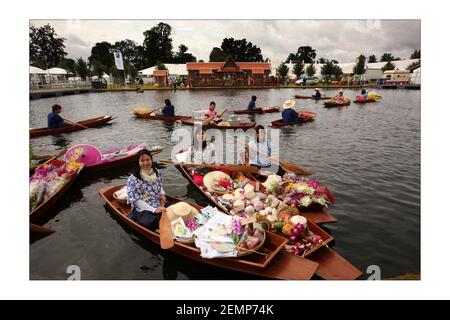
[247,95,257,111]
[47,104,69,129]
[281,100,304,124]
[312,88,321,99]
[160,99,175,117]
[204,101,218,120]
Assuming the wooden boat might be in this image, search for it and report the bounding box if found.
[295,95,331,100]
[176,163,336,225]
[30,164,83,223]
[174,165,360,279]
[99,184,319,280]
[81,148,163,175]
[233,107,280,115]
[180,119,256,130]
[270,111,317,128]
[324,100,351,108]
[134,114,192,122]
[353,98,379,104]
[30,116,116,138]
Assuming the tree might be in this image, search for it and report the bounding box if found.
[318,57,326,64]
[285,46,316,64]
[113,39,139,66]
[92,60,107,78]
[30,24,67,68]
[174,44,196,63]
[125,62,138,80]
[277,62,289,80]
[353,54,366,75]
[209,47,227,62]
[410,50,420,59]
[89,42,114,72]
[220,38,264,62]
[293,60,304,78]
[306,64,316,77]
[381,61,396,72]
[74,58,89,79]
[368,55,377,63]
[57,58,76,74]
[156,61,167,70]
[30,59,47,70]
[143,22,174,67]
[330,59,339,64]
[406,60,420,71]
[321,61,335,78]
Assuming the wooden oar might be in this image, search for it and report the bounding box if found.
[62,118,89,129]
[30,223,56,234]
[159,209,174,249]
[231,137,312,176]
[202,107,228,126]
[160,159,260,174]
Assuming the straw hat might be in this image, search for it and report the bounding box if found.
[315,88,320,91]
[282,100,296,110]
[203,171,231,192]
[166,201,199,222]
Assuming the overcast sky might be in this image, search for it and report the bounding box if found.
[30,20,420,67]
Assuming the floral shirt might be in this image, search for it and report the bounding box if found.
[127,174,164,211]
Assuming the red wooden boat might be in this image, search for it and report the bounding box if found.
[180,119,256,130]
[99,184,319,280]
[233,107,280,115]
[30,164,83,223]
[30,116,116,138]
[270,111,317,128]
[295,95,331,100]
[134,114,192,122]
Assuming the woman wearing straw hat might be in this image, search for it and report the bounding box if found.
[312,88,321,99]
[281,100,305,124]
[127,149,166,230]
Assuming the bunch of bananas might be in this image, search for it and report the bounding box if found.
[131,105,151,116]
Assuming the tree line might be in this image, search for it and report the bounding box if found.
[30,23,420,81]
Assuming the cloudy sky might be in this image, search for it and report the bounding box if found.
[30,20,420,67]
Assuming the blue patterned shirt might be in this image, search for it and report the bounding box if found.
[127,174,164,211]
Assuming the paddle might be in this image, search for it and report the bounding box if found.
[231,137,312,176]
[159,208,174,249]
[62,118,89,129]
[202,107,228,126]
[30,223,56,234]
[160,159,260,174]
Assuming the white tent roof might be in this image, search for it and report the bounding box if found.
[46,67,68,75]
[29,66,46,74]
[138,64,188,76]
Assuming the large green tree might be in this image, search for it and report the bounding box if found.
[209,47,226,62]
[30,24,67,69]
[143,22,174,67]
[353,54,366,75]
[277,62,289,80]
[381,61,396,72]
[89,42,114,72]
[113,39,139,66]
[293,60,304,78]
[321,60,342,79]
[285,46,316,64]
[74,57,90,78]
[410,50,421,59]
[57,58,76,74]
[380,53,401,62]
[174,44,196,63]
[306,64,316,77]
[368,55,377,63]
[318,57,326,64]
[220,38,263,62]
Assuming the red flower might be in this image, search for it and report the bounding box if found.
[324,186,336,203]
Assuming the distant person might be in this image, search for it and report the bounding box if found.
[303,78,307,86]
[47,104,69,129]
[247,95,257,111]
[360,89,368,100]
[204,101,218,120]
[312,88,321,99]
[333,90,346,104]
[281,100,304,124]
[161,99,175,117]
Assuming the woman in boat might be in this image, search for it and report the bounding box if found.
[357,89,368,101]
[47,104,69,129]
[312,88,321,99]
[127,149,166,230]
[160,99,175,117]
[247,95,257,111]
[241,125,271,168]
[178,127,216,164]
[281,100,304,124]
[333,90,346,104]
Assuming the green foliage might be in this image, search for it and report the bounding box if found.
[285,46,316,64]
[143,22,173,67]
[174,44,196,63]
[92,60,107,77]
[156,61,167,70]
[292,60,304,78]
[306,64,316,77]
[380,53,400,62]
[220,38,264,62]
[410,50,420,59]
[30,59,47,70]
[57,58,76,74]
[30,24,67,68]
[318,57,326,64]
[209,47,227,62]
[277,62,289,79]
[406,60,420,71]
[126,62,138,80]
[320,60,342,78]
[381,61,396,72]
[89,42,114,72]
[368,55,377,63]
[353,54,366,75]
[74,58,90,78]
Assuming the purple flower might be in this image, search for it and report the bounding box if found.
[231,219,243,235]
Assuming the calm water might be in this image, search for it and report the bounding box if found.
[29,88,420,280]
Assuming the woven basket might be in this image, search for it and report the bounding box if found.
[236,231,266,257]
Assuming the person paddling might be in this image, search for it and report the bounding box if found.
[312,88,321,99]
[281,100,304,124]
[247,95,258,111]
[47,104,69,129]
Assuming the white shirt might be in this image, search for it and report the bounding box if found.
[248,139,271,167]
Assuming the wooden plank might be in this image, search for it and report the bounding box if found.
[307,247,363,280]
[301,211,338,224]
